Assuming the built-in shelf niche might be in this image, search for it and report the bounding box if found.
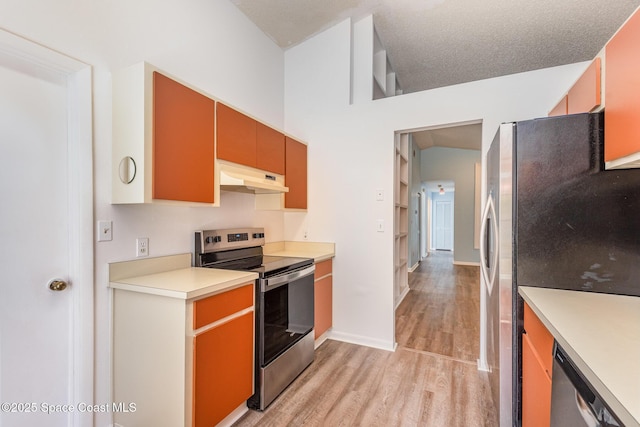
[394,133,409,307]
[373,27,402,100]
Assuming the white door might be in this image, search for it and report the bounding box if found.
[417,192,423,259]
[0,31,93,427]
[433,200,453,250]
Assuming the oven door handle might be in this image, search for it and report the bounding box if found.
[261,265,316,292]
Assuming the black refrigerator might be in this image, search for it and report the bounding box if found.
[482,111,640,426]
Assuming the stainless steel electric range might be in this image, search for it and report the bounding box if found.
[194,227,315,410]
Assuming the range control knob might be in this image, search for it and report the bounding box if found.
[205,236,221,244]
[253,233,265,238]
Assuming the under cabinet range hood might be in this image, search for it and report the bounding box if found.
[218,161,289,194]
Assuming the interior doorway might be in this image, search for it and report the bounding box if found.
[0,29,94,427]
[423,180,455,253]
[434,199,452,250]
[393,121,481,356]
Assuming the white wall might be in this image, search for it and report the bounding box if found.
[408,138,422,269]
[283,16,590,350]
[422,147,481,264]
[1,1,285,425]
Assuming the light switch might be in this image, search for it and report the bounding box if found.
[376,189,384,201]
[377,219,384,232]
[97,220,112,242]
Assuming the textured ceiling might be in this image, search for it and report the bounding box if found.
[230,0,640,94]
[230,0,638,152]
[424,180,455,194]
[412,123,482,151]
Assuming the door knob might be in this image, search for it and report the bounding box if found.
[48,279,68,291]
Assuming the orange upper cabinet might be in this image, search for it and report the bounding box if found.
[548,58,601,117]
[548,96,568,117]
[605,8,640,169]
[217,103,286,175]
[256,123,285,175]
[112,62,217,205]
[153,72,215,203]
[567,58,601,115]
[216,103,257,168]
[285,137,308,209]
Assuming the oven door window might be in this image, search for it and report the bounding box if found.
[262,273,314,366]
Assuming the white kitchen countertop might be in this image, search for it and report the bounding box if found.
[519,286,640,427]
[109,254,258,300]
[263,241,335,263]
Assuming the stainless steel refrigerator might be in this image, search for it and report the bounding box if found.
[482,111,640,426]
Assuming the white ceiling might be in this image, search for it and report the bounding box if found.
[230,0,640,94]
[424,180,455,194]
[412,122,482,151]
[230,0,639,152]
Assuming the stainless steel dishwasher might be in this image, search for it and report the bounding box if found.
[550,342,623,427]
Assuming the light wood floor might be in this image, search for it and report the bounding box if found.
[234,252,497,427]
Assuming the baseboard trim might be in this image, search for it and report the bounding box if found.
[477,358,491,372]
[453,260,481,267]
[216,402,248,427]
[408,262,419,272]
[395,287,410,310]
[314,329,331,349]
[328,331,395,352]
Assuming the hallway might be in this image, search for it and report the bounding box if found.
[235,252,496,426]
[396,251,480,362]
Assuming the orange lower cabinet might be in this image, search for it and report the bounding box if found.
[314,259,333,339]
[112,282,255,427]
[522,333,552,427]
[314,275,332,339]
[523,303,554,377]
[193,312,254,427]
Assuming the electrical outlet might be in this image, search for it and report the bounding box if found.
[136,237,149,257]
[303,230,308,240]
[97,220,112,242]
[376,189,384,201]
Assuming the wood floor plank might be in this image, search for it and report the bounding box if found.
[234,252,497,426]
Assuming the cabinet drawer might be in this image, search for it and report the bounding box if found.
[523,302,554,377]
[315,259,332,279]
[194,284,253,329]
